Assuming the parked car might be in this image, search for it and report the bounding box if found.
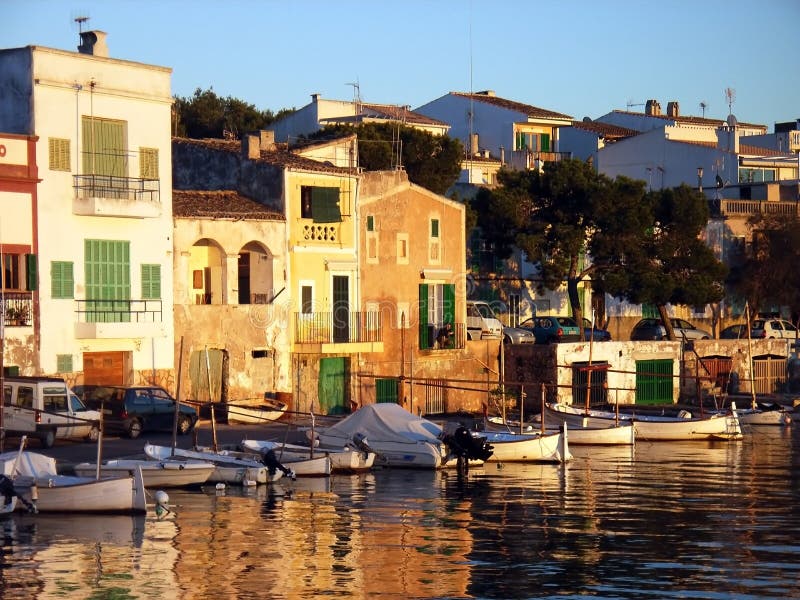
[720,324,749,339]
[630,318,711,341]
[582,318,612,341]
[466,300,503,340]
[503,326,536,345]
[520,316,582,344]
[750,318,798,340]
[75,385,198,439]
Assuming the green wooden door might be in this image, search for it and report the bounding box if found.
[332,275,350,343]
[318,357,347,415]
[635,359,673,404]
[85,240,130,323]
[376,378,398,403]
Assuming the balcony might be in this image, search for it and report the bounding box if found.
[508,150,571,172]
[419,322,467,351]
[718,199,800,218]
[73,174,161,218]
[294,311,383,353]
[74,298,165,339]
[3,292,33,328]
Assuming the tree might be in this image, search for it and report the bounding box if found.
[727,214,800,322]
[173,88,291,139]
[309,123,463,195]
[593,185,727,338]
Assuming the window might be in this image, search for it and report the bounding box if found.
[2,254,30,291]
[141,264,161,299]
[429,219,441,264]
[397,234,409,265]
[56,354,73,373]
[139,147,159,179]
[48,137,71,171]
[85,239,131,323]
[366,215,375,231]
[418,283,455,349]
[82,116,126,176]
[431,219,440,238]
[51,261,74,299]
[300,186,341,222]
[301,284,313,314]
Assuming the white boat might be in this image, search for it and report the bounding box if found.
[312,403,457,469]
[226,400,288,425]
[481,428,572,463]
[144,443,283,485]
[240,439,375,474]
[544,402,742,442]
[0,451,147,514]
[720,402,792,427]
[488,416,636,446]
[73,459,215,488]
[197,444,332,477]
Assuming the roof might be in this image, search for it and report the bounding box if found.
[173,190,285,220]
[570,119,639,141]
[451,91,573,121]
[673,139,791,158]
[608,109,765,131]
[172,137,356,175]
[360,103,449,127]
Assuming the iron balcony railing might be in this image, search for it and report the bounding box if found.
[294,311,382,344]
[75,299,163,323]
[73,174,160,203]
[419,322,466,350]
[2,292,33,327]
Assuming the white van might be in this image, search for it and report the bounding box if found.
[2,376,101,448]
[466,300,503,340]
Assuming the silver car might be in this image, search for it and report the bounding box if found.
[503,326,536,345]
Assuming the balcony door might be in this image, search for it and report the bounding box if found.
[85,240,130,323]
[332,275,349,343]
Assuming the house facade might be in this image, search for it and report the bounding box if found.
[0,33,176,387]
[357,170,500,415]
[172,132,379,414]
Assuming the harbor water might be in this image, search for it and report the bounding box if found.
[1,427,798,599]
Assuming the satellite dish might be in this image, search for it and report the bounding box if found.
[726,114,738,127]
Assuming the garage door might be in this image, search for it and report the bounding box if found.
[83,351,128,385]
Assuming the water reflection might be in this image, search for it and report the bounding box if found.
[0,428,798,599]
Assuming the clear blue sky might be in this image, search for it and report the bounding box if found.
[4,0,798,129]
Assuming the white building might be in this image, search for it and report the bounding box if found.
[0,32,175,386]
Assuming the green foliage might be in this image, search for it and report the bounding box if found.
[173,88,289,139]
[309,123,463,195]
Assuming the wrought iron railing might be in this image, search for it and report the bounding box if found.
[73,174,160,203]
[75,299,163,323]
[419,322,466,350]
[294,311,381,344]
[2,292,33,327]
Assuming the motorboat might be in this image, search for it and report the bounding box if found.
[73,459,215,488]
[481,427,572,463]
[144,443,284,485]
[241,439,375,474]
[489,416,636,446]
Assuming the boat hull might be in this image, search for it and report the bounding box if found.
[482,430,571,463]
[241,440,375,474]
[489,417,636,446]
[227,402,287,425]
[143,444,280,484]
[544,403,742,441]
[73,460,214,488]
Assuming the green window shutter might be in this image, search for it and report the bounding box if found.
[25,254,37,291]
[139,147,159,179]
[85,240,131,323]
[56,354,73,373]
[443,284,455,324]
[48,138,70,171]
[431,219,439,238]
[540,133,550,152]
[376,378,399,403]
[51,261,74,299]
[312,187,341,223]
[82,117,125,176]
[418,284,430,348]
[366,215,374,231]
[642,304,659,319]
[141,264,161,299]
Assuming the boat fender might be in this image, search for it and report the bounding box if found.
[677,410,692,419]
[155,490,171,517]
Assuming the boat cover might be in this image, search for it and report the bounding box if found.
[318,403,443,445]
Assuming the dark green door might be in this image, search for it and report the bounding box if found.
[318,357,347,414]
[636,359,673,404]
[332,275,349,343]
[376,378,398,403]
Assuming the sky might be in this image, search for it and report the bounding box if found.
[3,0,799,129]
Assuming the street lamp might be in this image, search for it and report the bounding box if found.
[697,166,704,193]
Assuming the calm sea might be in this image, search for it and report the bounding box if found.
[1,427,798,599]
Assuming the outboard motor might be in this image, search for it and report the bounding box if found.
[261,449,296,480]
[0,474,36,513]
[351,432,375,455]
[442,425,494,463]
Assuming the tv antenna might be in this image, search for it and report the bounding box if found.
[626,99,645,110]
[699,101,708,118]
[346,80,361,107]
[74,15,89,33]
[724,87,736,115]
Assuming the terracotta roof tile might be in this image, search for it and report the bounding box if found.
[451,91,573,121]
[360,103,450,127]
[173,190,285,220]
[172,137,356,175]
[570,120,639,140]
[609,109,765,130]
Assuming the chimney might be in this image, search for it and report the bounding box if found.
[242,133,260,160]
[666,101,679,118]
[500,146,505,165]
[645,99,661,116]
[470,133,479,156]
[477,90,496,97]
[311,93,321,103]
[78,30,109,57]
[259,130,276,152]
